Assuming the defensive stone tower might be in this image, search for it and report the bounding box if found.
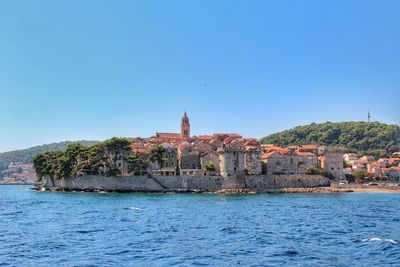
[320,147,345,180]
[218,146,245,177]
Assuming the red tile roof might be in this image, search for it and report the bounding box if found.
[296,151,316,156]
[261,151,283,159]
[197,135,214,140]
[299,144,318,150]
[156,133,181,138]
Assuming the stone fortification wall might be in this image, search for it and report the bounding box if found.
[41,174,330,193]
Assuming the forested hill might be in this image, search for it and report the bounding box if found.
[0,141,99,170]
[260,122,400,157]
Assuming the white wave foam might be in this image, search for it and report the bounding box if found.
[385,239,397,244]
[361,237,397,244]
[128,207,143,211]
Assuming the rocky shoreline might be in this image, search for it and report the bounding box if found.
[35,185,354,194]
[35,185,400,194]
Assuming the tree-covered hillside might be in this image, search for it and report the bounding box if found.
[0,141,99,171]
[260,122,400,157]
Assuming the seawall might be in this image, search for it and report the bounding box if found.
[38,174,331,193]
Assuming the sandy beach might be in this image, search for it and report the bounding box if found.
[331,185,400,193]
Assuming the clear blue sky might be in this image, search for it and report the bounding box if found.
[0,0,399,152]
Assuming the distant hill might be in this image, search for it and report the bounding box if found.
[0,141,99,171]
[260,121,400,157]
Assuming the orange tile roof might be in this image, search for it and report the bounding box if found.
[156,133,181,138]
[197,135,214,140]
[296,151,316,156]
[280,148,292,155]
[261,144,275,149]
[263,146,282,152]
[261,151,283,159]
[214,133,242,137]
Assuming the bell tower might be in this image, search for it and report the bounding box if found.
[181,111,190,141]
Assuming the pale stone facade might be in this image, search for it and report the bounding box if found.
[296,152,318,173]
[218,146,245,177]
[113,149,130,176]
[200,150,221,175]
[261,149,318,175]
[244,148,262,175]
[261,151,287,175]
[179,144,201,174]
[320,147,345,180]
[159,143,178,176]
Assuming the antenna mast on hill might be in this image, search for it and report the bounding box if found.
[368,111,371,122]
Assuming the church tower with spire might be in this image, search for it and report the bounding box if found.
[181,111,190,141]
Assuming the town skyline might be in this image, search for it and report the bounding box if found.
[0,111,396,153]
[0,108,398,152]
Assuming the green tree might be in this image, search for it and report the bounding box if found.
[33,139,132,179]
[33,150,68,180]
[33,152,51,180]
[1,140,98,172]
[204,163,216,172]
[65,144,89,177]
[147,145,166,166]
[345,174,355,183]
[128,152,149,175]
[260,121,400,157]
[305,167,323,175]
[103,137,131,172]
[353,171,372,184]
[88,143,109,175]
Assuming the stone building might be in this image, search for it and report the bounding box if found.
[261,151,287,175]
[179,143,201,175]
[244,147,262,175]
[193,140,213,154]
[295,151,318,173]
[113,149,130,176]
[152,111,191,143]
[130,111,276,177]
[218,145,245,177]
[154,133,181,143]
[320,147,345,180]
[298,144,319,155]
[200,150,220,175]
[281,149,298,174]
[159,143,178,176]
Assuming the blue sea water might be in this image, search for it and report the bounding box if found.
[0,185,399,266]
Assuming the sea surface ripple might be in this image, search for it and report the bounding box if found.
[0,185,399,266]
